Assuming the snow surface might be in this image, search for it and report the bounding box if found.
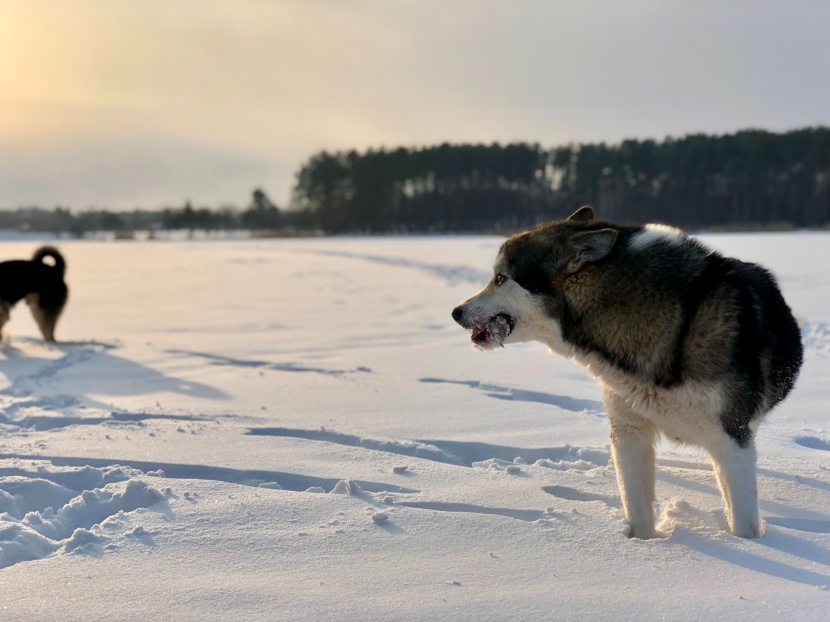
[1,233,829,621]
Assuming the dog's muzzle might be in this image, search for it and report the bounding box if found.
[452,305,514,349]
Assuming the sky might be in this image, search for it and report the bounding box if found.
[0,0,828,211]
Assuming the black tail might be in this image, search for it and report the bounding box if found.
[32,246,66,276]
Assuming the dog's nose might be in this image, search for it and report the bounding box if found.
[451,305,464,322]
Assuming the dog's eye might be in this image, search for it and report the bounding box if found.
[494,274,507,286]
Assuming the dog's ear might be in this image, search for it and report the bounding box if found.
[566,206,594,222]
[567,228,617,272]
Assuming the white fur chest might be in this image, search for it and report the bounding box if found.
[573,351,725,445]
[538,320,727,446]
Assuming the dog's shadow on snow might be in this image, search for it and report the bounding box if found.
[677,533,830,590]
[655,469,830,589]
[545,468,830,588]
[0,339,229,406]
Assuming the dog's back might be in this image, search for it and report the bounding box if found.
[0,262,61,305]
[562,226,803,431]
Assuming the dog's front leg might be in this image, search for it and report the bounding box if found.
[604,388,657,539]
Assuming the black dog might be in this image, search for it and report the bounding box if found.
[0,246,68,342]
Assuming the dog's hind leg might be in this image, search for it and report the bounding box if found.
[0,301,9,342]
[38,311,59,343]
[36,308,61,343]
[708,436,760,538]
[604,388,658,539]
[26,294,59,343]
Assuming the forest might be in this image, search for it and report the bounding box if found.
[292,127,830,232]
[2,128,829,235]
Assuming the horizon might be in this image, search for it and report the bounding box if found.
[2,1,829,211]
[2,124,826,214]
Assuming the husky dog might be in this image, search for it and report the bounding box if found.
[0,246,69,343]
[452,207,802,539]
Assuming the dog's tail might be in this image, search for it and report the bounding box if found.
[32,246,66,276]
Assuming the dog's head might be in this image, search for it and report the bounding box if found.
[451,206,618,351]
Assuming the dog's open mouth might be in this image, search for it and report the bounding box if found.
[470,313,514,348]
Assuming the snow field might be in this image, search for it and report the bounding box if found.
[1,233,829,620]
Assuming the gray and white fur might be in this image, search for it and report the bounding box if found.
[452,206,803,539]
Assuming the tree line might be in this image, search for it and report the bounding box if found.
[2,127,829,236]
[292,127,830,232]
[0,189,286,236]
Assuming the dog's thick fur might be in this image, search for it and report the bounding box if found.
[0,246,68,342]
[452,207,803,538]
